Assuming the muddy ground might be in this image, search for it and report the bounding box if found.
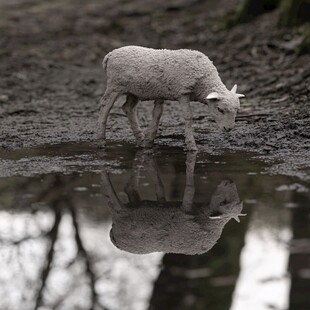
[0,0,310,179]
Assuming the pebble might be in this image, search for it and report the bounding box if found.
[0,95,9,102]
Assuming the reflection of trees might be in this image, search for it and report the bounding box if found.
[34,204,61,309]
[148,187,310,310]
[288,190,310,310]
[33,206,102,309]
[5,175,107,310]
[70,205,98,309]
[0,171,161,310]
[230,201,292,310]
[148,213,250,310]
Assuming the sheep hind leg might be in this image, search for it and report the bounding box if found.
[142,99,164,147]
[122,94,145,145]
[98,89,120,145]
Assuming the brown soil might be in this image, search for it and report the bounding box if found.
[0,0,309,179]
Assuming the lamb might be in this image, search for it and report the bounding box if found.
[98,46,245,151]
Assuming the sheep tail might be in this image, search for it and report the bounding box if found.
[102,53,110,72]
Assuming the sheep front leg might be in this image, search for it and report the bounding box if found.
[98,89,120,145]
[122,94,145,145]
[179,95,198,151]
[142,99,164,147]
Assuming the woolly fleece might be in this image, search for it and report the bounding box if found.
[103,45,228,101]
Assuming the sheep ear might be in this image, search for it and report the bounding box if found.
[231,84,237,93]
[209,215,222,220]
[233,213,247,223]
[206,92,220,100]
[231,84,245,98]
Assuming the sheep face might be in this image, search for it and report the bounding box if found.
[206,85,244,131]
[207,94,239,131]
[209,179,242,215]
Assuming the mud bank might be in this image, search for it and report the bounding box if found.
[0,0,309,179]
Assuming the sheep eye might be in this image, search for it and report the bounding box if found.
[218,108,225,114]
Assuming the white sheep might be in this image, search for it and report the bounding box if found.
[98,46,244,151]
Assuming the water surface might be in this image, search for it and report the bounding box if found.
[0,143,309,310]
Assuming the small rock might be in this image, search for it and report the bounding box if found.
[15,72,27,80]
[0,95,9,102]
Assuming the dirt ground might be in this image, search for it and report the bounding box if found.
[0,0,310,179]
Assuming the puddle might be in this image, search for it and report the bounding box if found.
[0,143,309,310]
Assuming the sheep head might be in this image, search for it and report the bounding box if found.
[206,84,245,131]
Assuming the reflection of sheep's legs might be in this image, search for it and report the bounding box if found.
[124,172,141,206]
[179,95,197,151]
[122,94,145,145]
[124,153,142,205]
[101,172,124,211]
[98,89,120,143]
[142,99,164,147]
[143,155,166,203]
[181,151,197,212]
[129,150,166,203]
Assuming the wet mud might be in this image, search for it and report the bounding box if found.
[0,0,309,179]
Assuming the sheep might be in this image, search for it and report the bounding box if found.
[98,46,245,151]
[102,151,246,255]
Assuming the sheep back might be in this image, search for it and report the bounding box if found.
[104,46,218,100]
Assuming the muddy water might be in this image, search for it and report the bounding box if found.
[0,143,309,310]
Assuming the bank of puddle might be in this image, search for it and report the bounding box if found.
[0,142,309,310]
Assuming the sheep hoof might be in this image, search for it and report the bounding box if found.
[186,144,198,152]
[95,139,106,149]
[137,137,149,148]
[140,140,154,148]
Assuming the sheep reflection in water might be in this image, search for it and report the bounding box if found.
[102,151,246,255]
